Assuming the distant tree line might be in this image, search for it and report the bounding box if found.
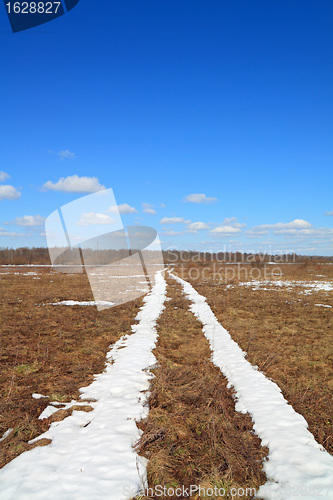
[0,247,161,265]
[0,247,51,265]
[163,250,333,264]
[0,247,332,265]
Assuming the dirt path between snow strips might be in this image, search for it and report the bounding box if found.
[135,277,267,500]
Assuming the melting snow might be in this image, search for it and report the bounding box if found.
[37,400,94,421]
[171,272,333,500]
[235,280,333,294]
[0,272,40,276]
[0,429,13,443]
[47,300,115,307]
[0,271,167,500]
[32,394,48,400]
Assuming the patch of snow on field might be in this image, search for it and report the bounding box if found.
[0,272,41,276]
[0,265,50,267]
[88,274,146,278]
[48,300,115,307]
[32,394,48,400]
[235,280,333,294]
[302,281,333,293]
[171,272,333,500]
[315,304,332,308]
[0,271,167,500]
[0,429,13,443]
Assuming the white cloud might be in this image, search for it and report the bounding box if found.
[184,193,218,204]
[0,185,21,200]
[77,212,115,226]
[160,217,191,224]
[221,217,246,228]
[209,217,245,236]
[222,217,237,224]
[0,229,25,237]
[210,225,242,235]
[14,215,45,227]
[108,203,138,214]
[252,219,312,231]
[0,171,10,182]
[325,210,333,216]
[49,149,75,160]
[142,203,157,214]
[277,219,312,229]
[187,222,210,231]
[163,230,183,236]
[43,175,105,193]
[245,221,333,240]
[57,150,75,160]
[245,229,269,238]
[275,227,333,237]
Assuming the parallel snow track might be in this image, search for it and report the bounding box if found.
[1,271,332,500]
[170,272,333,500]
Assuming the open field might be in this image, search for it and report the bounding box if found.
[172,262,333,455]
[0,266,142,469]
[0,262,332,498]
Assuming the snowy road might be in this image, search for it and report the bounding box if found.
[0,272,166,500]
[170,272,333,500]
[0,271,332,500]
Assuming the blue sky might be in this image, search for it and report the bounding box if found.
[0,0,332,255]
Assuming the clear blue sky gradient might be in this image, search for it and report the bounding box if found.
[0,0,332,254]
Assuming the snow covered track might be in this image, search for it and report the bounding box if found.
[0,271,167,500]
[170,272,333,500]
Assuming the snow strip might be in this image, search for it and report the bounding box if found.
[47,300,115,307]
[0,271,167,500]
[0,429,13,443]
[170,272,333,500]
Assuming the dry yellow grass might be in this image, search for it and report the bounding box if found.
[1,261,331,499]
[173,262,333,455]
[0,266,142,468]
